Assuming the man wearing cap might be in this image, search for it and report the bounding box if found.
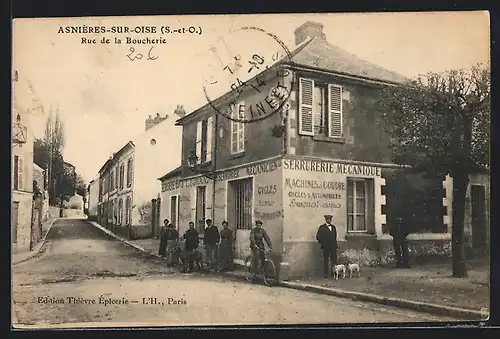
[250,220,273,274]
[203,219,220,270]
[316,215,338,278]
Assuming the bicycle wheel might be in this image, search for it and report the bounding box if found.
[244,255,256,282]
[263,259,278,287]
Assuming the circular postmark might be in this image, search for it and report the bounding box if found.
[202,26,294,123]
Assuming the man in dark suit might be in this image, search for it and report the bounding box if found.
[316,215,338,278]
[389,217,410,268]
[181,221,200,273]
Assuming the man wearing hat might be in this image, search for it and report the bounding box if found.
[250,220,273,274]
[316,215,338,278]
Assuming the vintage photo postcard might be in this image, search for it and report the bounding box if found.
[11,11,490,329]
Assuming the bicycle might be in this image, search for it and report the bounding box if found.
[244,247,278,287]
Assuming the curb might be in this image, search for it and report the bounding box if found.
[86,221,166,261]
[12,218,58,266]
[278,281,489,321]
[85,221,489,321]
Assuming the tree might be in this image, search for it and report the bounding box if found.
[375,65,490,277]
[34,109,88,206]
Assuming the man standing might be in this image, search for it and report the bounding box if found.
[316,215,338,278]
[219,221,235,271]
[203,219,220,270]
[389,217,410,268]
[181,221,199,273]
[158,219,169,257]
[165,222,180,267]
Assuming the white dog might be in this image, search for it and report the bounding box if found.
[333,264,346,279]
[347,263,360,278]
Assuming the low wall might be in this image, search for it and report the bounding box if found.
[112,224,153,240]
[281,233,452,280]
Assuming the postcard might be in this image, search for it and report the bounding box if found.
[11,11,490,329]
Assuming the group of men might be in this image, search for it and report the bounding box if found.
[158,218,237,273]
[159,213,409,278]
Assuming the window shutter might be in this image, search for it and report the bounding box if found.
[328,84,343,138]
[206,116,213,162]
[299,78,314,135]
[196,121,202,164]
[18,157,24,190]
[129,159,134,186]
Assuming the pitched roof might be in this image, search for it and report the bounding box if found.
[289,37,408,85]
[175,35,409,125]
[158,165,182,182]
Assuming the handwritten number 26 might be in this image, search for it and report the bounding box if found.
[127,46,159,61]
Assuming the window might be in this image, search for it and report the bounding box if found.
[12,202,19,244]
[109,200,114,223]
[119,164,125,189]
[347,179,368,232]
[230,178,253,230]
[127,158,133,187]
[13,155,19,190]
[110,170,115,190]
[118,198,123,225]
[231,103,245,154]
[299,77,343,138]
[195,116,213,164]
[195,186,206,234]
[314,84,327,135]
[115,170,119,191]
[170,195,179,229]
[125,196,132,225]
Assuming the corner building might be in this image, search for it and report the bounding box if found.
[159,21,487,279]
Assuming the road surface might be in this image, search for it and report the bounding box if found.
[12,219,454,327]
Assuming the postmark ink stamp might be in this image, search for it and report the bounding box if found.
[202,26,294,123]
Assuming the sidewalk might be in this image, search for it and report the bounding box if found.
[87,221,489,320]
[12,218,57,265]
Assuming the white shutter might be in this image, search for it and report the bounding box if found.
[196,121,203,164]
[18,157,24,190]
[206,116,213,162]
[299,78,314,135]
[328,84,343,138]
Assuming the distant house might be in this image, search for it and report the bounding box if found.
[12,72,34,253]
[33,163,49,222]
[97,111,183,240]
[87,178,100,221]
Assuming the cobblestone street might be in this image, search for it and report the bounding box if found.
[12,219,454,327]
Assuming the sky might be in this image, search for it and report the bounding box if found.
[12,11,490,183]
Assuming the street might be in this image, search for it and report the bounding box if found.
[12,219,453,327]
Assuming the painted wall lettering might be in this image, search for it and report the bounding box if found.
[258,200,275,207]
[289,199,341,209]
[284,178,346,190]
[246,160,281,176]
[257,184,277,195]
[283,159,381,177]
[254,209,283,221]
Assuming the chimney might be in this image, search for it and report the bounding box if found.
[294,21,326,45]
[174,105,186,118]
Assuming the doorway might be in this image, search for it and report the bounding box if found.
[227,177,253,261]
[471,185,487,254]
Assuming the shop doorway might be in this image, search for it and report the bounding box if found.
[227,177,253,261]
[471,185,487,254]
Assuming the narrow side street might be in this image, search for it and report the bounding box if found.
[12,219,455,326]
